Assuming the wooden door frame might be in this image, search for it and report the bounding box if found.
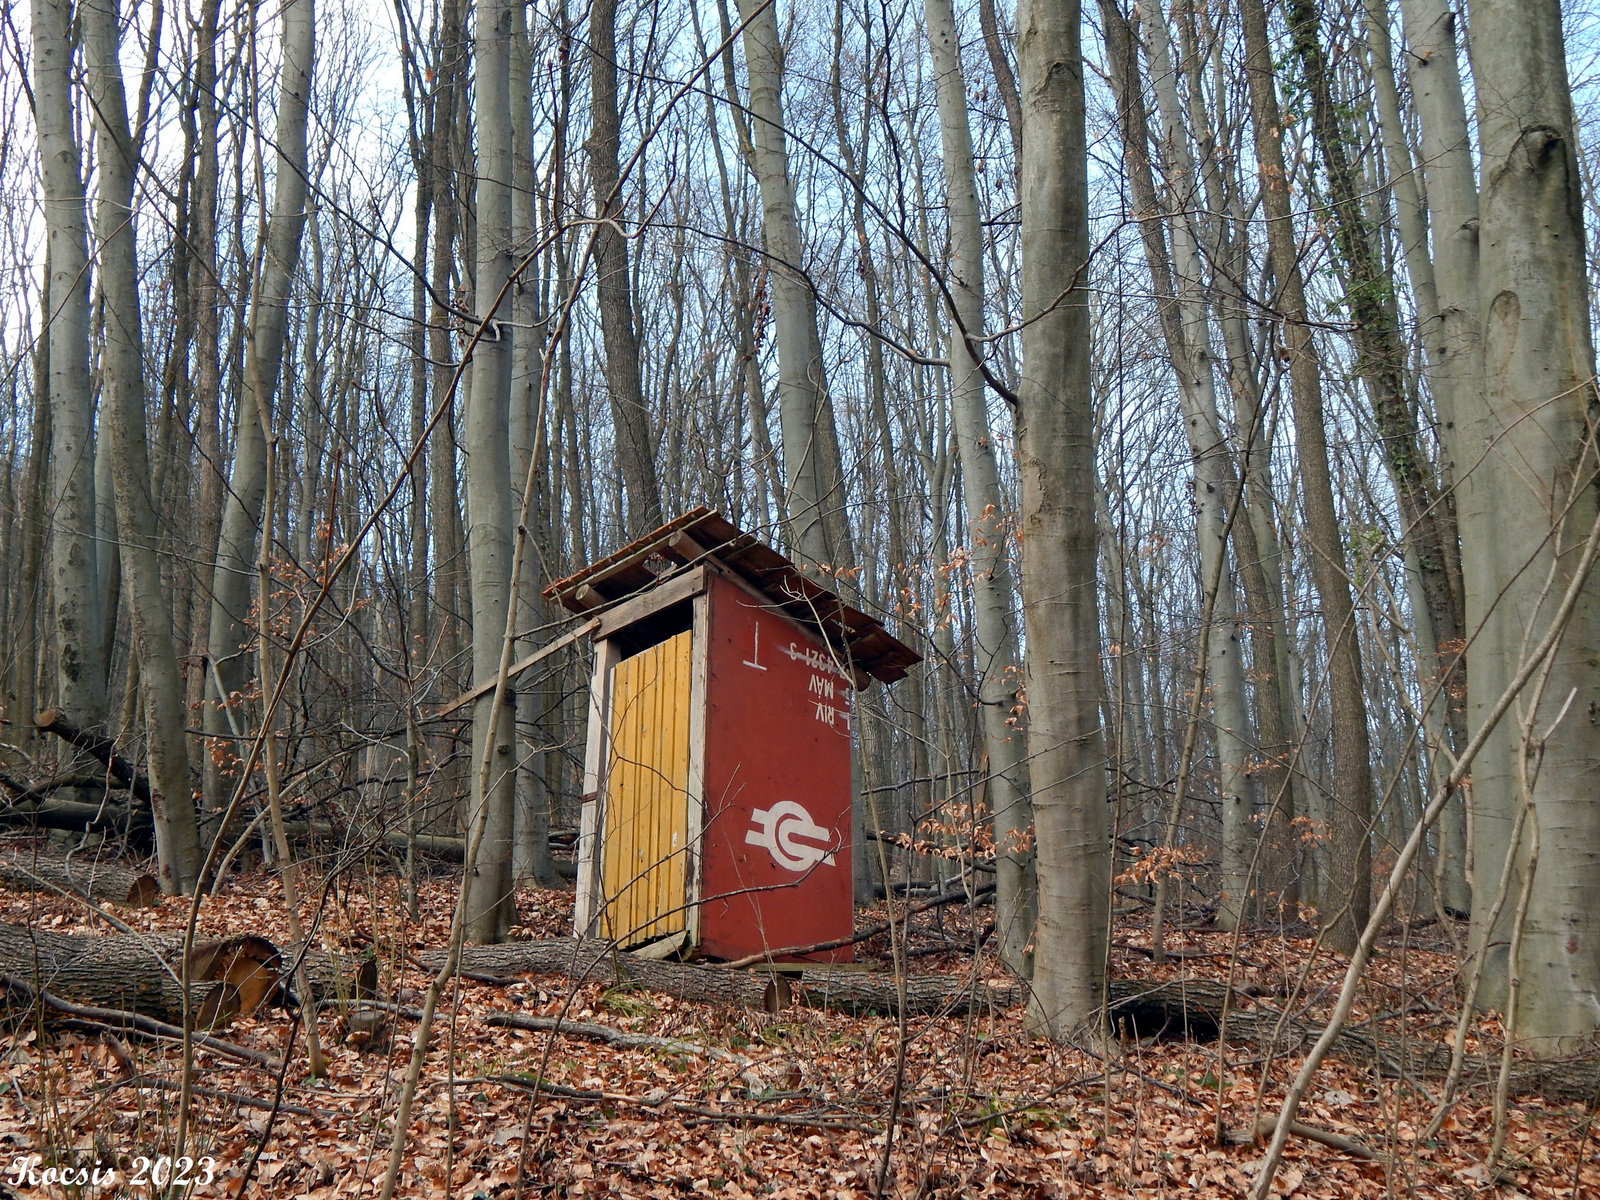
[572,565,711,944]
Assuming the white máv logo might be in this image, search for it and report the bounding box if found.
[745,801,837,872]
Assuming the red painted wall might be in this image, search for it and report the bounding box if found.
[697,572,854,962]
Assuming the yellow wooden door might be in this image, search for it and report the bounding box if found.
[600,630,693,947]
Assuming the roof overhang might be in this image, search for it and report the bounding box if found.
[543,508,921,685]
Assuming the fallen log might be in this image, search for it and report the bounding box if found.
[0,922,280,1026]
[0,800,150,838]
[286,937,1002,1017]
[0,853,161,907]
[1105,976,1600,1105]
[484,1012,765,1090]
[33,710,152,805]
[433,942,1232,1023]
[23,774,132,796]
[486,1011,750,1063]
[389,831,465,859]
[154,928,1600,1108]
[414,938,1015,1017]
[279,822,465,861]
[394,939,1600,1105]
[478,1073,875,1131]
[283,941,379,1012]
[8,979,283,1070]
[0,780,152,838]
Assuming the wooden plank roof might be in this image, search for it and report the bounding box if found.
[543,508,921,684]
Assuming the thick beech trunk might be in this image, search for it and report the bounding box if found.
[1367,5,1463,906]
[425,0,468,701]
[462,0,518,944]
[509,5,559,890]
[12,315,49,757]
[186,0,226,824]
[32,0,105,729]
[1462,0,1600,1051]
[1015,0,1110,1039]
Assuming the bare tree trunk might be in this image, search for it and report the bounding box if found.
[1126,1,1257,933]
[695,0,775,527]
[586,0,663,537]
[735,0,848,571]
[1206,150,1304,913]
[462,0,518,944]
[1239,0,1375,953]
[713,2,783,528]
[1016,0,1109,1037]
[925,0,1034,972]
[396,1,434,915]
[977,0,1021,166]
[202,0,313,816]
[14,269,50,755]
[1297,0,1471,923]
[1400,0,1487,930]
[1368,0,1471,916]
[1464,0,1600,1051]
[1366,2,1439,353]
[427,0,468,701]
[81,0,203,893]
[186,0,225,825]
[0,393,16,721]
[510,3,558,888]
[92,426,119,710]
[32,0,105,729]
[1221,295,1307,913]
[1400,0,1478,504]
[1287,0,1464,735]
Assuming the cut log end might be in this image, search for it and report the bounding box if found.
[0,854,162,908]
[0,923,283,1027]
[187,934,283,1020]
[124,873,162,908]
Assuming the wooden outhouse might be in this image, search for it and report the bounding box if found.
[545,509,919,963]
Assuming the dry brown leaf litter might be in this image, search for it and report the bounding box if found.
[0,858,1594,1198]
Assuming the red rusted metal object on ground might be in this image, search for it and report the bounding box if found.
[545,509,919,964]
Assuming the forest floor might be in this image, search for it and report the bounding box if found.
[0,859,1594,1199]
